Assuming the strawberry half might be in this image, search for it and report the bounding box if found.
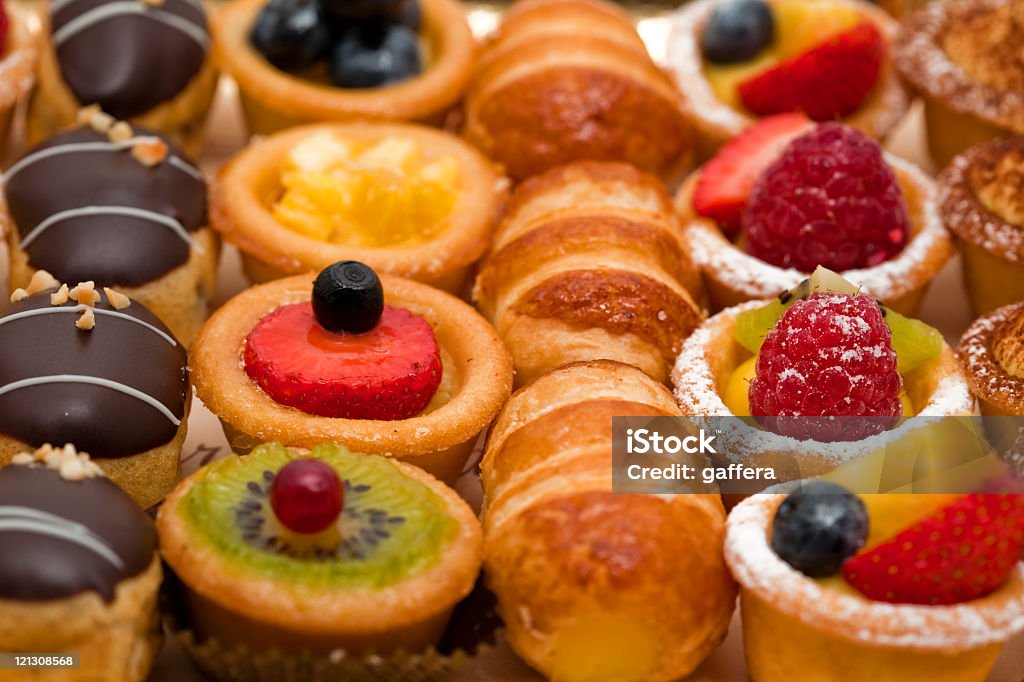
[691,113,811,233]
[738,21,884,122]
[244,302,443,420]
[842,494,1024,606]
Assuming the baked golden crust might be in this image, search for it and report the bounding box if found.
[157,457,481,654]
[210,121,506,294]
[212,0,474,133]
[958,302,1024,417]
[189,273,513,484]
[462,0,694,182]
[481,360,736,682]
[474,161,704,387]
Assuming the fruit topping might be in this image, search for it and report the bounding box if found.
[744,123,910,273]
[329,20,423,89]
[737,21,883,121]
[771,481,868,577]
[249,0,332,71]
[692,113,811,233]
[701,0,775,65]
[272,131,459,247]
[771,0,860,60]
[842,494,1024,605]
[748,291,902,442]
[313,261,384,334]
[321,0,409,21]
[270,458,344,534]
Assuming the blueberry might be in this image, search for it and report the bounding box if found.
[312,261,384,334]
[249,0,332,72]
[770,481,868,578]
[701,0,774,65]
[321,0,408,20]
[329,20,422,89]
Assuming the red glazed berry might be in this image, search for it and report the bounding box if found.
[743,123,910,273]
[270,459,344,534]
[0,1,9,56]
[748,292,902,442]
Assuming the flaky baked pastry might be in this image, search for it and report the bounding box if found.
[474,161,704,387]
[462,0,694,182]
[481,360,736,682]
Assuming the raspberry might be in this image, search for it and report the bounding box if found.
[743,123,910,273]
[748,292,902,442]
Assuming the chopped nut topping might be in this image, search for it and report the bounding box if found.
[50,283,70,306]
[10,443,104,480]
[131,138,168,166]
[75,104,102,126]
[69,281,100,307]
[9,288,27,303]
[109,121,133,143]
[76,307,96,330]
[103,287,132,310]
[26,270,60,295]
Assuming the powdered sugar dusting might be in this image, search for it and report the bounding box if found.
[958,303,1024,408]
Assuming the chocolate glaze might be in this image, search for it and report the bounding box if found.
[0,465,155,602]
[51,0,209,119]
[0,290,188,458]
[5,126,207,288]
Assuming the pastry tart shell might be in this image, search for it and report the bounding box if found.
[212,0,475,135]
[210,122,506,294]
[958,302,1024,418]
[189,273,513,485]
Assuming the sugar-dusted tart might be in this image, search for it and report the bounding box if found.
[211,121,505,293]
[666,0,909,157]
[212,0,474,135]
[0,1,36,156]
[0,444,161,682]
[895,0,1024,169]
[727,489,1024,682]
[939,136,1024,316]
[159,443,480,660]
[675,117,951,315]
[959,302,1024,419]
[190,262,512,484]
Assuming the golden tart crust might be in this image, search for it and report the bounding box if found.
[939,137,1024,316]
[210,122,506,294]
[212,0,475,134]
[726,494,1024,682]
[674,155,951,315]
[958,301,1024,417]
[189,273,513,485]
[667,0,910,157]
[0,5,35,154]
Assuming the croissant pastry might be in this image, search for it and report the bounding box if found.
[462,0,694,181]
[481,360,737,682]
[473,161,704,387]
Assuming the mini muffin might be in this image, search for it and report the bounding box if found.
[190,261,512,485]
[0,1,37,156]
[0,444,161,682]
[213,0,475,135]
[938,136,1024,316]
[157,442,481,661]
[211,121,505,293]
[895,0,1024,169]
[27,0,218,157]
[0,279,190,509]
[3,110,218,344]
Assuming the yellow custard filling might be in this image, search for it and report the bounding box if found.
[272,132,460,248]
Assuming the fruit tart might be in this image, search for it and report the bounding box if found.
[939,137,1024,316]
[0,0,36,156]
[672,269,975,483]
[158,442,481,667]
[667,0,909,157]
[675,117,951,315]
[190,261,512,484]
[895,0,1024,169]
[213,0,473,135]
[3,109,218,345]
[0,445,161,682]
[726,485,1024,681]
[27,0,218,158]
[0,277,190,509]
[211,121,505,293]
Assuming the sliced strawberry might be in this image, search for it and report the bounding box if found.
[842,494,1024,606]
[738,21,884,122]
[692,113,811,233]
[244,302,443,420]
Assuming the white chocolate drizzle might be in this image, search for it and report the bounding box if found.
[0,304,177,346]
[52,1,208,48]
[0,375,182,426]
[0,506,124,568]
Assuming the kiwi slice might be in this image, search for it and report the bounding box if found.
[180,443,457,589]
[734,267,942,372]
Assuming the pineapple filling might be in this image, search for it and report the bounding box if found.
[271,132,460,248]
